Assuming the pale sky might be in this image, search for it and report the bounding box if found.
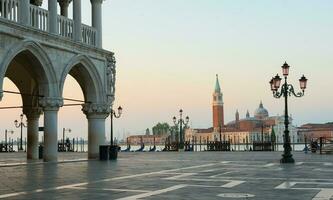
[1,0,333,141]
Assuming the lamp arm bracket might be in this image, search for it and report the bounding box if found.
[288,84,304,97]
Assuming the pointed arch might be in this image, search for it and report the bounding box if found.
[60,54,105,103]
[0,40,59,98]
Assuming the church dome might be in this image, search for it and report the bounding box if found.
[254,101,269,119]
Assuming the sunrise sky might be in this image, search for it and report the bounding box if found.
[0,0,333,141]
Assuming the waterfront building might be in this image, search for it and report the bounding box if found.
[185,75,298,144]
[297,123,333,142]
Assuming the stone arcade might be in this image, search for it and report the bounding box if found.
[0,0,115,161]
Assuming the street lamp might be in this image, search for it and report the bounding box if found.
[14,114,27,151]
[173,109,189,150]
[110,106,122,146]
[62,128,71,151]
[270,62,308,163]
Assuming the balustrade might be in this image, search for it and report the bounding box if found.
[81,24,96,46]
[0,1,97,47]
[58,15,73,39]
[0,0,18,22]
[30,4,48,31]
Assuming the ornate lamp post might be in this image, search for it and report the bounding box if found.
[62,128,71,151]
[173,109,189,150]
[109,106,122,160]
[14,114,27,151]
[270,62,308,163]
[110,106,122,146]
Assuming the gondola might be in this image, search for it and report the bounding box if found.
[135,144,145,152]
[149,145,156,152]
[121,145,131,152]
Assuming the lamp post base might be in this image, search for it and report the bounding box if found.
[109,145,119,160]
[280,154,295,163]
[178,143,184,151]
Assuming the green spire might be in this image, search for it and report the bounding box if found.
[215,74,221,93]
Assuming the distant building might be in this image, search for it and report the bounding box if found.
[297,123,333,142]
[185,75,298,144]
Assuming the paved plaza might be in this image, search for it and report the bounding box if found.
[0,152,332,199]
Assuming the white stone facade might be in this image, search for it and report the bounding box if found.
[272,116,298,143]
[0,0,115,161]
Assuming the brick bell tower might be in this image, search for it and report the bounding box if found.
[213,74,224,131]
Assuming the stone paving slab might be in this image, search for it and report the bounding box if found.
[0,152,332,199]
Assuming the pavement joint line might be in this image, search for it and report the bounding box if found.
[221,180,246,188]
[263,163,276,167]
[209,171,240,178]
[187,184,226,188]
[275,182,333,200]
[163,173,197,180]
[69,186,152,193]
[313,168,333,172]
[114,184,188,200]
[161,178,240,183]
[0,159,90,168]
[0,162,217,199]
[200,169,220,173]
[218,176,333,181]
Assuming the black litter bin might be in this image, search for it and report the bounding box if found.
[38,145,43,159]
[99,145,109,160]
[109,145,119,160]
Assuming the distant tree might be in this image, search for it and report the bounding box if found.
[152,123,170,136]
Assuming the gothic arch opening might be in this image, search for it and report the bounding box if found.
[60,55,104,104]
[58,74,87,151]
[60,55,106,157]
[0,46,57,156]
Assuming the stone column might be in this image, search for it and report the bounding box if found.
[73,0,82,42]
[82,103,110,159]
[48,0,58,34]
[58,0,72,17]
[90,0,103,47]
[24,108,42,160]
[39,98,63,162]
[19,0,30,25]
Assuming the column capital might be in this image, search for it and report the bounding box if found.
[58,0,72,6]
[30,0,43,6]
[39,97,63,111]
[82,103,110,119]
[23,107,43,119]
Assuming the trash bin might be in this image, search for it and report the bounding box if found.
[38,145,43,159]
[109,145,119,160]
[99,145,109,160]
